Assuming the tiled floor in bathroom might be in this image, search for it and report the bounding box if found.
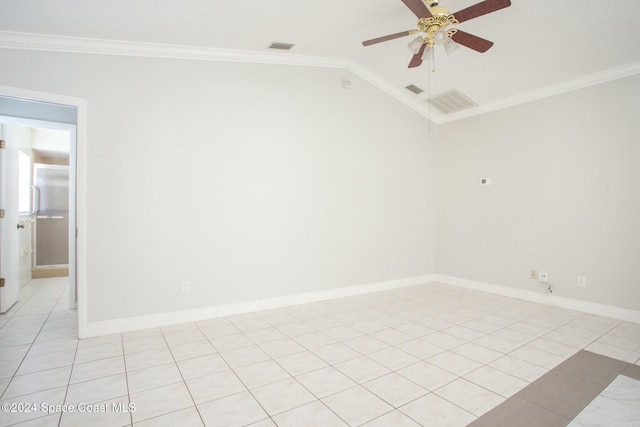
[1,278,639,426]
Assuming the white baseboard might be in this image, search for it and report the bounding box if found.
[85,273,639,338]
[84,274,436,338]
[435,274,640,324]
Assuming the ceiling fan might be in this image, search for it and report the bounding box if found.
[362,0,511,68]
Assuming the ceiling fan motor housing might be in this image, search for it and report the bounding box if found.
[417,6,457,47]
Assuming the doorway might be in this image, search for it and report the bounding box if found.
[0,96,78,325]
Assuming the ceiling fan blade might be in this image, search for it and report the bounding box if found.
[451,30,494,52]
[452,0,511,24]
[401,0,432,18]
[362,31,412,46]
[408,44,426,68]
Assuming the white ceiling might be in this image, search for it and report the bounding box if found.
[1,0,640,122]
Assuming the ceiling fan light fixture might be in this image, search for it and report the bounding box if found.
[362,0,512,68]
[444,38,459,55]
[433,30,448,45]
[407,36,424,54]
[421,46,434,61]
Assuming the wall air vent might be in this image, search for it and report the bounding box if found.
[405,84,424,95]
[426,89,478,114]
[268,42,295,50]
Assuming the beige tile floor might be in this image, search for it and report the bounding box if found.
[1,278,639,426]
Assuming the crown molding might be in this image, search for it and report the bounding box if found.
[0,31,434,122]
[0,30,340,66]
[2,31,638,124]
[437,61,640,123]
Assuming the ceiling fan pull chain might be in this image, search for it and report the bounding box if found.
[427,65,432,137]
[432,49,436,73]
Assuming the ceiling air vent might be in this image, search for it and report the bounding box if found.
[427,89,478,114]
[405,84,424,95]
[268,42,295,50]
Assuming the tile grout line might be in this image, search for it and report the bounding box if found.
[120,332,134,427]
[162,323,210,427]
[195,319,278,426]
[58,314,80,427]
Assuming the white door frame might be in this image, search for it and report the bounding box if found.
[0,85,88,338]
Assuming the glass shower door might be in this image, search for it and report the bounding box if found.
[33,164,69,267]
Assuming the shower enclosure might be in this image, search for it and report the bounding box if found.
[32,163,69,271]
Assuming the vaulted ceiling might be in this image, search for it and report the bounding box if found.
[1,0,639,122]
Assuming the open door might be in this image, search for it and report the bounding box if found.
[0,125,21,312]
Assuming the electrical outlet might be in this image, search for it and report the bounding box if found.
[530,269,538,280]
[181,281,190,293]
[538,272,549,283]
[577,276,586,287]
[390,261,396,269]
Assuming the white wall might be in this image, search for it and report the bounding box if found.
[437,74,640,310]
[0,49,437,323]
